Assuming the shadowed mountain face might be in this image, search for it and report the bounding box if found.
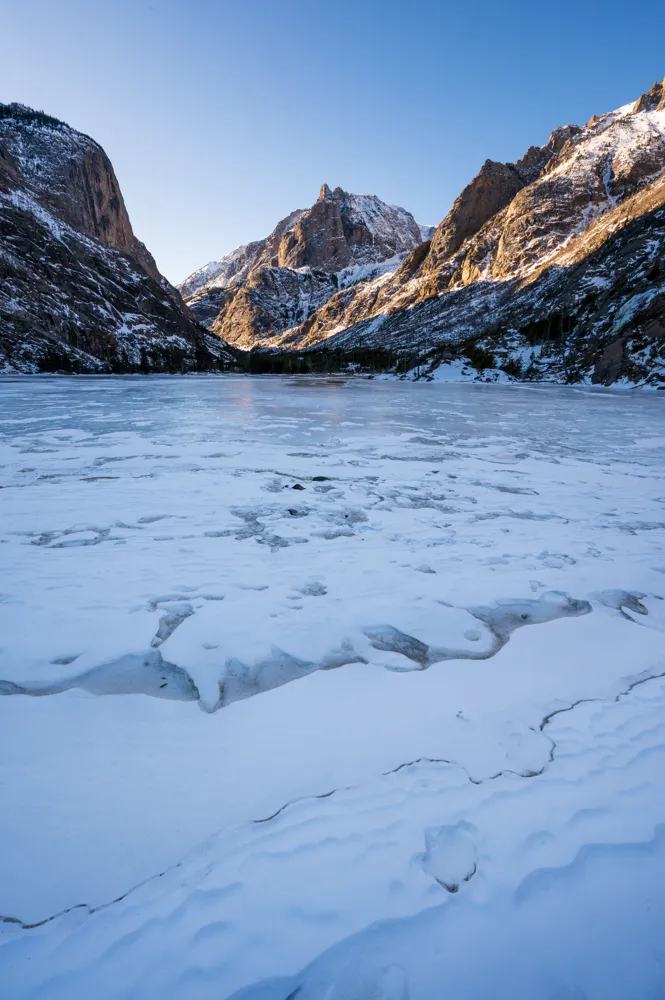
[0,104,235,373]
[191,79,665,387]
[178,184,434,351]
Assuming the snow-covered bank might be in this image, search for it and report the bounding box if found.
[0,375,664,998]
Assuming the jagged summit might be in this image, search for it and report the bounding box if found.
[179,184,433,348]
[3,76,663,384]
[317,183,365,203]
[633,76,665,114]
[225,78,665,386]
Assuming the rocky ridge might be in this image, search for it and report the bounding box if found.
[229,79,665,387]
[4,79,664,384]
[179,184,434,351]
[0,103,235,373]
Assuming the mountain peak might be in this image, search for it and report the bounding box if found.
[180,184,429,348]
[318,183,348,202]
[632,75,665,114]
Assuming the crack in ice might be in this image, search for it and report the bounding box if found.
[4,670,664,933]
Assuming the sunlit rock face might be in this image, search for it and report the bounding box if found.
[178,184,433,350]
[216,79,665,387]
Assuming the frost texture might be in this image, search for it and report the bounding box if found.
[0,375,664,1000]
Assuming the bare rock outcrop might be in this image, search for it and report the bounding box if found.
[179,186,432,347]
[420,160,525,275]
[0,104,235,373]
[0,104,160,281]
[245,79,665,387]
[632,76,665,114]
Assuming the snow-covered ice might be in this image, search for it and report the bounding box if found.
[0,375,664,999]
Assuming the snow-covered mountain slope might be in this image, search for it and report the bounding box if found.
[178,185,434,350]
[0,104,235,373]
[177,240,266,300]
[246,78,665,387]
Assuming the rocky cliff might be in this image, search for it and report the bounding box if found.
[6,80,664,384]
[230,80,665,387]
[179,185,434,351]
[0,104,234,373]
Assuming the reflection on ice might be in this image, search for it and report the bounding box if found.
[0,376,664,998]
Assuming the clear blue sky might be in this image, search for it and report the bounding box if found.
[2,0,664,284]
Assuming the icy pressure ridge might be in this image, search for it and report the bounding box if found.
[1,376,665,998]
[0,589,597,712]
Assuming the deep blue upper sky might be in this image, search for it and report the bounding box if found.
[2,0,664,283]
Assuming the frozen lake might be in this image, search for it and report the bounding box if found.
[1,375,664,999]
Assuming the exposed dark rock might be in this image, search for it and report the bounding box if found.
[0,103,235,373]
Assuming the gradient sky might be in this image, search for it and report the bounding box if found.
[2,0,664,284]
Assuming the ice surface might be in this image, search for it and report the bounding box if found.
[0,375,664,999]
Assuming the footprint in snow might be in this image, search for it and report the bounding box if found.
[421,821,479,893]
